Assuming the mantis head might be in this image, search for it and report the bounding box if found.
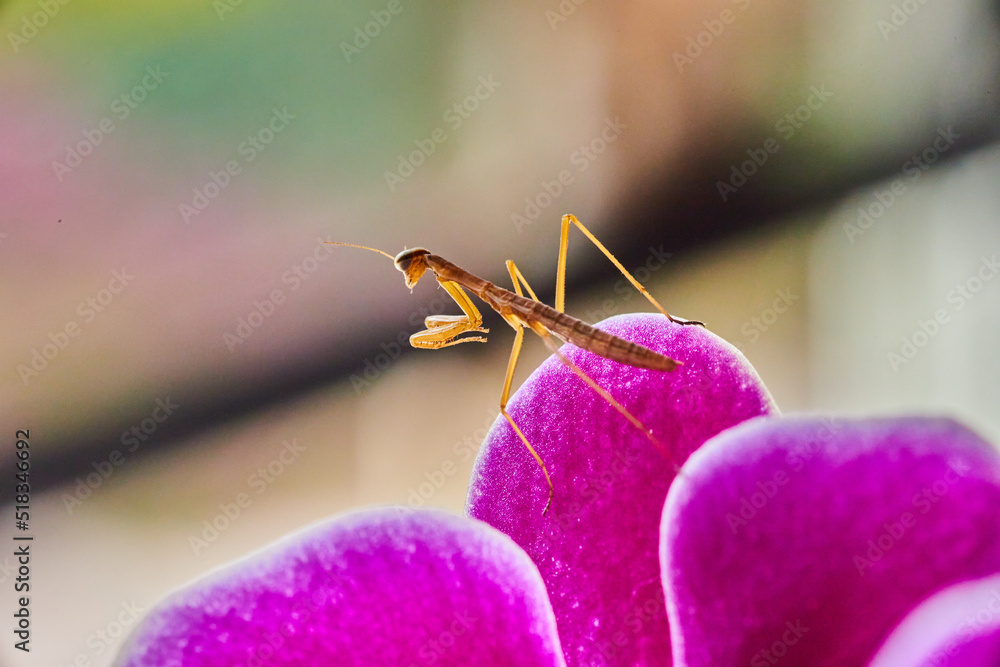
[326,242,431,290]
[394,248,430,289]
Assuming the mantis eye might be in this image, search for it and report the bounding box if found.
[394,248,430,273]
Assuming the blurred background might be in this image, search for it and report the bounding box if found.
[1,0,999,664]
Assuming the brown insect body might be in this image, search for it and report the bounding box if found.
[424,253,678,372]
[333,214,702,514]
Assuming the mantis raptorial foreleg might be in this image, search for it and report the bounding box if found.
[408,278,488,349]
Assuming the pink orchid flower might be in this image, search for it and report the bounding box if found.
[117,314,1000,666]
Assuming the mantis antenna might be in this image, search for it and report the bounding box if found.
[326,241,395,261]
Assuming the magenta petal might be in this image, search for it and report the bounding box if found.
[466,313,776,665]
[868,574,1000,667]
[117,508,565,666]
[662,416,1000,667]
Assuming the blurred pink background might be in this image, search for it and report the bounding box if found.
[1,1,999,664]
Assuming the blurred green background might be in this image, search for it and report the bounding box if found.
[1,1,999,664]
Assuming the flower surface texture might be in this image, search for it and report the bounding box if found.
[118,314,1000,666]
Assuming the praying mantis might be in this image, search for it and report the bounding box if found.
[331,214,702,513]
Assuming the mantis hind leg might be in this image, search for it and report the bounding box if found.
[500,259,555,514]
[556,213,703,326]
[535,328,676,468]
[499,322,555,515]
